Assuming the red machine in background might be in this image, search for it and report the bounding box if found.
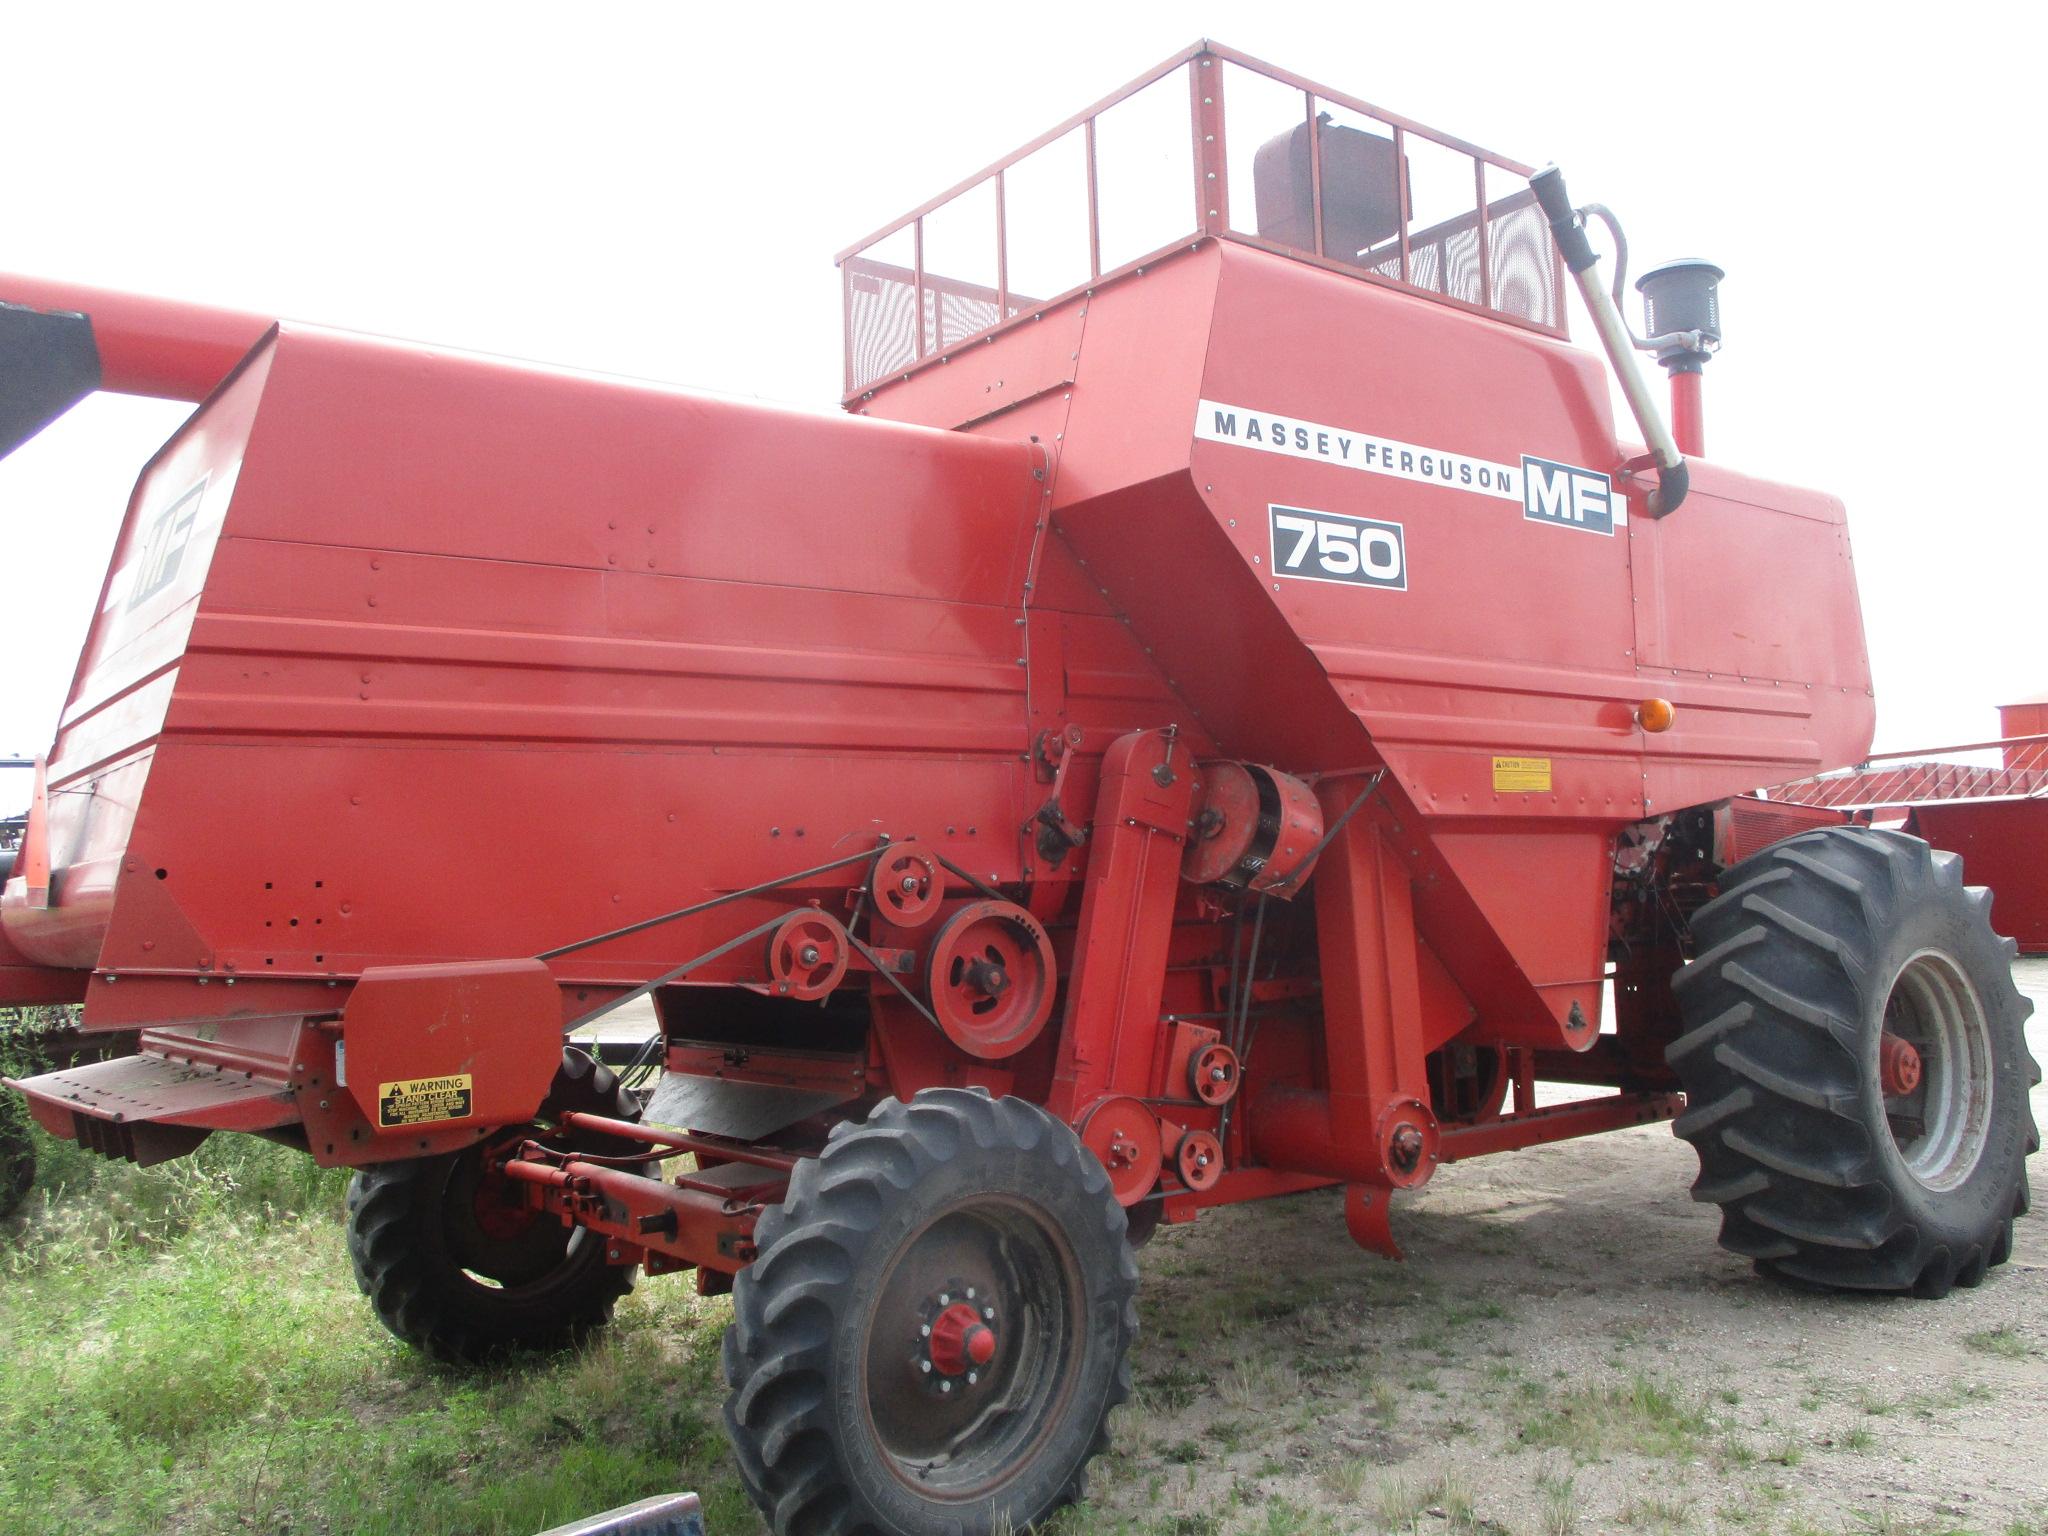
[2,42,2036,1536]
[1761,699,2048,953]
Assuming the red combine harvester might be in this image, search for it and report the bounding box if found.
[2,42,2037,1535]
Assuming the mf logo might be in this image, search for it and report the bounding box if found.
[127,479,207,610]
[1520,455,1615,536]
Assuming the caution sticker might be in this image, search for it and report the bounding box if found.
[378,1074,474,1128]
[1492,756,1552,794]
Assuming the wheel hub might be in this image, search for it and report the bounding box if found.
[1878,1031,1923,1098]
[925,1297,998,1380]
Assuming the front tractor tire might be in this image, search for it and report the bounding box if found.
[346,1046,642,1362]
[723,1088,1138,1536]
[1670,826,2040,1296]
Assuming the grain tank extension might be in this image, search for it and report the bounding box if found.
[4,42,2036,1536]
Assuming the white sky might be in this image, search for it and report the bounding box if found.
[4,1,2044,808]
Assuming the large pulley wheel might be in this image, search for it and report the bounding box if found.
[765,910,849,1000]
[724,1089,1138,1535]
[345,1046,644,1362]
[925,900,1056,1059]
[1670,826,2040,1298]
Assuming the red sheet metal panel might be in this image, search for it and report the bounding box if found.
[4,322,1207,1040]
[0,343,274,969]
[867,238,1871,1052]
[1911,800,2048,954]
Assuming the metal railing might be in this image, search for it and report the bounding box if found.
[1766,735,2048,812]
[838,40,1564,397]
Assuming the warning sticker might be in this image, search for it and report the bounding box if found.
[1492,756,1552,794]
[378,1074,474,1128]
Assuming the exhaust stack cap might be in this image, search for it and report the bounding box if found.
[1635,258,1723,373]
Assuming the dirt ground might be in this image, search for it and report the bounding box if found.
[1068,961,2048,1536]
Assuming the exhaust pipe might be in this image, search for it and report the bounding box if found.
[1530,167,1689,518]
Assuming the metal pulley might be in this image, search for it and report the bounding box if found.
[1077,1096,1163,1206]
[869,846,943,928]
[1182,761,1325,896]
[765,910,850,1000]
[1188,1042,1241,1106]
[923,900,1057,1059]
[1173,1129,1223,1192]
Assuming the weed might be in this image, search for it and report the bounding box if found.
[1250,1500,1333,1536]
[1373,1470,1428,1530]
[1535,1467,1578,1536]
[1141,1362,1207,1414]
[1217,1356,1303,1411]
[1517,1373,1711,1461]
[1963,1325,2035,1360]
[1765,1433,1804,1467]
[1620,1493,1692,1528]
[1321,1456,1370,1503]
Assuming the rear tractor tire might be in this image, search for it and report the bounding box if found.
[1670,826,2040,1296]
[346,1046,643,1362]
[723,1087,1138,1536]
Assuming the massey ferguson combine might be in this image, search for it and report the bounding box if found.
[2,42,2038,1536]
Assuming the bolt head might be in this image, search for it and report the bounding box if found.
[920,1359,932,1373]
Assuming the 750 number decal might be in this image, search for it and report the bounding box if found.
[1268,505,1406,591]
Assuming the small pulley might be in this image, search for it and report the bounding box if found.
[924,900,1057,1059]
[765,910,850,1001]
[870,846,943,929]
[1173,1128,1223,1192]
[1188,1042,1241,1106]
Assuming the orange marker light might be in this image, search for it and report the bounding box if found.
[1637,698,1676,733]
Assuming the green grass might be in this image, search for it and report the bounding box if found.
[1516,1372,1712,1462]
[1963,1325,2036,1360]
[0,1121,753,1536]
